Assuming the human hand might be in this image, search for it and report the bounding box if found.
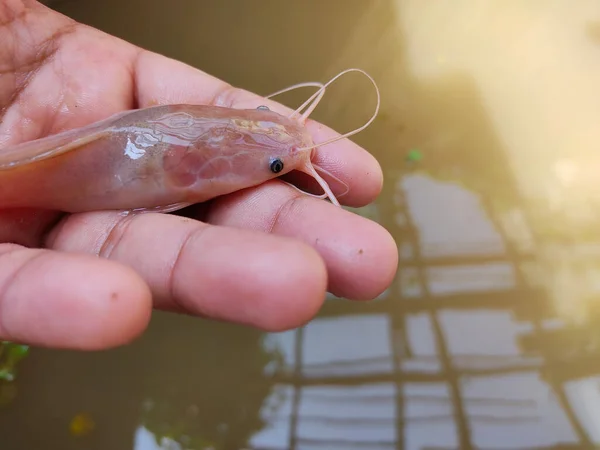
[0,0,398,350]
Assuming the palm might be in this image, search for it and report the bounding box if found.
[0,1,397,350]
[1,12,134,245]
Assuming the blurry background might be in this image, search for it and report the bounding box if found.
[3,1,600,449]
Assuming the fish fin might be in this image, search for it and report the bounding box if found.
[0,129,110,170]
[117,202,194,216]
[0,110,133,170]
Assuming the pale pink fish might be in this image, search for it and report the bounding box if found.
[0,68,379,214]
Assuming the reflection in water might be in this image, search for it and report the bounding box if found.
[5,0,600,449]
[134,319,286,449]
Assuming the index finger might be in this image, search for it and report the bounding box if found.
[132,51,383,207]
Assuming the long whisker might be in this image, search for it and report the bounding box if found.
[289,85,326,121]
[280,180,328,200]
[314,164,350,197]
[296,161,340,206]
[291,68,379,124]
[265,82,324,100]
[262,81,327,122]
[295,68,380,150]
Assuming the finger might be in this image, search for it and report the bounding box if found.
[46,211,328,331]
[0,244,151,350]
[132,51,383,207]
[204,180,399,301]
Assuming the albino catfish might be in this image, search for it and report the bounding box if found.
[0,68,380,214]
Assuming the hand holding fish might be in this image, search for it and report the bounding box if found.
[0,0,398,350]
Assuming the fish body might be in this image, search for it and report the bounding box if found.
[0,104,314,213]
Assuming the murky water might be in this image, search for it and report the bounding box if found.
[3,0,600,448]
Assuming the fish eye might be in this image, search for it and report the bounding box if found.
[257,105,270,111]
[269,158,284,174]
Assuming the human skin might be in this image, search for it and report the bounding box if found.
[0,0,398,350]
